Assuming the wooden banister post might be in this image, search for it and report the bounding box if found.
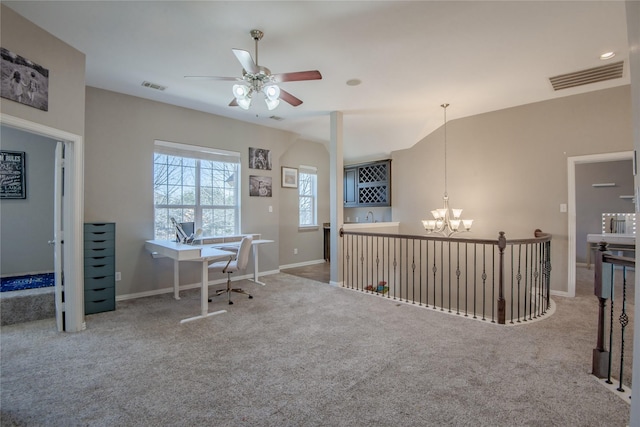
[592,241,610,378]
[497,231,506,325]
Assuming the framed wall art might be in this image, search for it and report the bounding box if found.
[281,166,298,188]
[248,147,272,170]
[0,150,26,199]
[249,175,272,197]
[0,47,49,111]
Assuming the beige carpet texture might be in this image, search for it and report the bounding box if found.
[0,266,633,426]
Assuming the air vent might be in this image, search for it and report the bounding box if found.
[549,61,623,91]
[141,81,167,91]
[269,115,285,121]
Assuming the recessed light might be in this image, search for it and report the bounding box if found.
[346,79,362,86]
[600,51,616,60]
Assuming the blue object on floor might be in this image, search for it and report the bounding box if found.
[0,273,55,292]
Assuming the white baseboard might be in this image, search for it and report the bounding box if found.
[550,289,571,298]
[279,259,326,270]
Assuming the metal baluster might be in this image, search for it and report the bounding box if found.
[464,243,469,317]
[411,239,416,304]
[440,241,444,311]
[455,242,460,315]
[482,245,487,321]
[474,244,477,319]
[432,240,437,309]
[617,266,629,392]
[606,264,615,385]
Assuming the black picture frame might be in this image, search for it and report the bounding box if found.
[249,175,272,197]
[248,147,272,170]
[0,47,49,111]
[0,150,26,199]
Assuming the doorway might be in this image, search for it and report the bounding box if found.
[567,150,634,297]
[0,113,84,332]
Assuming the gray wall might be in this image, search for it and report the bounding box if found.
[0,126,56,275]
[392,85,633,293]
[575,160,634,263]
[85,87,329,297]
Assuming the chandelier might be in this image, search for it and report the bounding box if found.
[422,103,473,237]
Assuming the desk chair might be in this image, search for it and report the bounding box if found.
[208,236,253,305]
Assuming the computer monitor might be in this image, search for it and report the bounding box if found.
[176,221,194,242]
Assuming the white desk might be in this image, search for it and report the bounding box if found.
[586,233,636,269]
[145,240,235,323]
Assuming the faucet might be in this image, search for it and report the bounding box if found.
[366,211,374,223]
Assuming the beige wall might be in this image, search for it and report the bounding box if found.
[0,4,85,136]
[85,87,328,297]
[392,85,633,293]
[278,141,330,266]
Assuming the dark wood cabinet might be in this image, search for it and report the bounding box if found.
[344,160,391,207]
[344,167,358,207]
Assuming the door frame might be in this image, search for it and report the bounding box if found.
[567,150,634,298]
[0,113,85,332]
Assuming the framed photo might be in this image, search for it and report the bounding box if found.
[249,147,272,170]
[249,175,272,197]
[0,47,49,111]
[282,166,298,188]
[0,150,26,199]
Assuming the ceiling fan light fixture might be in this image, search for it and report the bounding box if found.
[265,97,280,110]
[264,84,280,101]
[233,84,252,109]
[233,84,250,99]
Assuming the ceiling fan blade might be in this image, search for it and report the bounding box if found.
[272,70,322,83]
[232,48,259,74]
[184,75,240,81]
[279,89,303,107]
[229,98,238,107]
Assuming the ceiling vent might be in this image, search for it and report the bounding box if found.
[141,81,167,91]
[549,61,623,91]
[269,115,285,121]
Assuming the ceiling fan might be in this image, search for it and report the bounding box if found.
[185,29,322,110]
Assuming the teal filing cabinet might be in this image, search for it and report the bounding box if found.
[84,223,116,314]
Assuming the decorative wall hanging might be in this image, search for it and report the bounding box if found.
[281,167,298,188]
[0,150,26,199]
[248,147,272,170]
[0,47,49,111]
[249,175,272,197]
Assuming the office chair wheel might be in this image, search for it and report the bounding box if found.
[249,295,253,299]
[228,301,234,305]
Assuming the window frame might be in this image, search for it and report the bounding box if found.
[153,140,241,240]
[298,165,318,228]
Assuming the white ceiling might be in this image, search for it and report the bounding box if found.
[4,1,631,161]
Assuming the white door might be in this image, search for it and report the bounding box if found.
[53,141,64,332]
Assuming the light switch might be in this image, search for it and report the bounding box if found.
[560,203,567,213]
[269,205,273,213]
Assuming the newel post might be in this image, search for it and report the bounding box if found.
[592,241,611,378]
[497,231,506,325]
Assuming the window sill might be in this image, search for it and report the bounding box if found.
[298,225,319,232]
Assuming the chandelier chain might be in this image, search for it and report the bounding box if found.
[442,103,448,196]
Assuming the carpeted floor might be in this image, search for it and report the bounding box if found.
[0,266,633,426]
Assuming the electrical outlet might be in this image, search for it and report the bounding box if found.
[294,248,298,255]
[115,272,121,281]
[269,205,273,213]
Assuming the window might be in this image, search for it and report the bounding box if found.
[154,140,240,239]
[298,165,317,227]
